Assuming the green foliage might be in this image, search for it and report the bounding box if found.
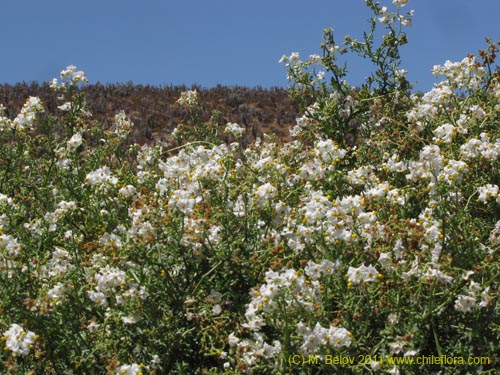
[1,2,500,374]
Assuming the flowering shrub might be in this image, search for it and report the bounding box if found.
[1,0,499,374]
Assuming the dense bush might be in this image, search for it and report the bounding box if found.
[1,1,499,374]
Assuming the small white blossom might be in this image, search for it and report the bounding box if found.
[393,0,409,7]
[454,295,476,313]
[67,133,82,152]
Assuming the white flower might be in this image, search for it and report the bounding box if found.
[253,182,277,208]
[87,321,100,332]
[393,0,409,7]
[212,304,222,316]
[422,267,453,284]
[469,105,485,120]
[116,363,141,375]
[87,291,108,307]
[305,259,341,280]
[489,220,500,245]
[370,360,382,370]
[378,6,391,23]
[328,326,353,347]
[228,332,240,347]
[454,295,476,313]
[289,52,300,62]
[95,265,126,293]
[67,133,82,152]
[121,315,141,324]
[388,313,399,324]
[278,54,288,63]
[389,339,405,354]
[58,102,72,111]
[49,78,59,89]
[151,354,161,366]
[438,159,468,185]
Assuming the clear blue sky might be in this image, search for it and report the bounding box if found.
[0,0,499,92]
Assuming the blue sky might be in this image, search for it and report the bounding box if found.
[0,0,499,92]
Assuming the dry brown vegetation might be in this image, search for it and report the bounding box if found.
[0,82,301,146]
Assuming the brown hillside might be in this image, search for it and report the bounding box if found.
[0,82,301,145]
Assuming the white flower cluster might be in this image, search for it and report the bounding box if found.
[67,133,83,152]
[229,260,342,369]
[298,322,352,354]
[2,324,36,357]
[127,204,155,243]
[113,110,134,139]
[43,200,78,232]
[224,122,245,137]
[156,145,228,195]
[118,184,137,199]
[2,27,500,372]
[477,184,499,203]
[46,247,74,277]
[168,189,202,215]
[407,85,453,129]
[0,96,45,131]
[176,89,198,107]
[116,363,142,375]
[406,145,443,183]
[298,139,348,181]
[47,282,70,302]
[43,248,75,304]
[180,217,221,256]
[432,56,486,90]
[85,166,118,187]
[346,263,380,285]
[87,265,127,307]
[460,132,500,161]
[252,182,277,209]
[392,0,409,7]
[227,332,282,370]
[347,165,376,187]
[379,3,413,26]
[454,279,490,313]
[50,65,88,90]
[0,233,22,257]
